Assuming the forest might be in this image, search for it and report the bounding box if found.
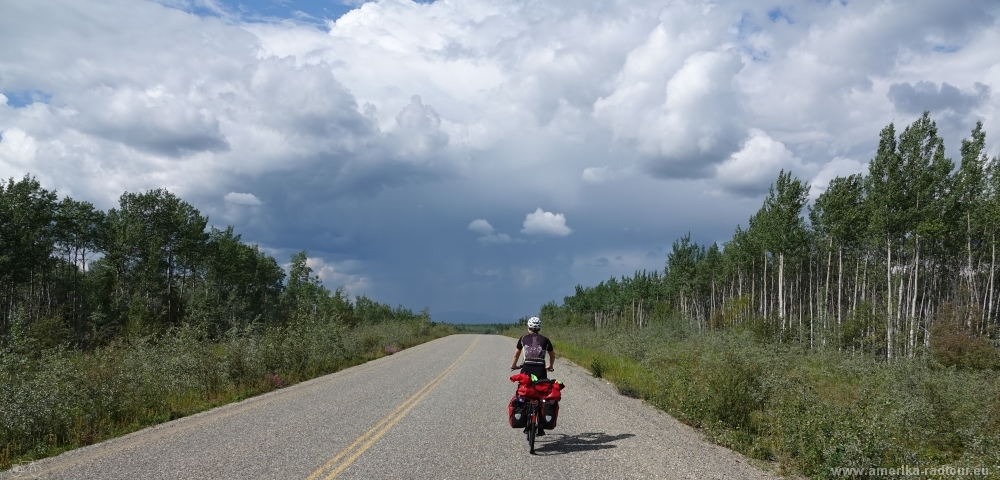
[548,112,1000,366]
[0,179,424,349]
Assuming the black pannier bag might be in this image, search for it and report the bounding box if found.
[508,396,528,428]
[542,400,559,429]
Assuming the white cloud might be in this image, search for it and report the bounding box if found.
[594,15,748,178]
[714,129,815,197]
[3,0,997,204]
[468,219,510,244]
[71,85,229,157]
[224,192,263,206]
[304,257,371,294]
[809,157,867,199]
[521,208,572,236]
[390,95,449,159]
[0,128,38,167]
[467,218,494,234]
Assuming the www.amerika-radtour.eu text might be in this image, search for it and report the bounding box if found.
[830,465,994,477]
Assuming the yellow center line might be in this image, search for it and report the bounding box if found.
[306,336,480,480]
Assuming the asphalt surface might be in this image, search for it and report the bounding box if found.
[9,334,777,479]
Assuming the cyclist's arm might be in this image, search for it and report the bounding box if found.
[511,348,522,369]
[547,350,555,370]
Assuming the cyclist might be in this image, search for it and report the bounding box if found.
[511,316,555,379]
[511,316,555,437]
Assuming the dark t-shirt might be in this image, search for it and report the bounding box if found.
[517,332,553,365]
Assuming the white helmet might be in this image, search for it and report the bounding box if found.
[527,317,541,329]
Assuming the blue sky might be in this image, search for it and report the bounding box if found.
[210,0,357,21]
[175,0,432,24]
[1,0,998,323]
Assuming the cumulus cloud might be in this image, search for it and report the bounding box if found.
[714,129,815,197]
[0,0,463,205]
[248,57,375,145]
[521,208,572,236]
[468,218,510,244]
[0,128,37,168]
[467,219,494,234]
[71,85,229,157]
[808,157,867,199]
[224,192,263,205]
[304,256,371,294]
[390,95,449,159]
[595,35,747,178]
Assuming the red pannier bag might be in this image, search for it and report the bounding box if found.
[508,374,565,429]
[509,374,564,401]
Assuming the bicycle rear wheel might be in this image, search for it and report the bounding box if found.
[527,423,536,454]
[526,403,537,454]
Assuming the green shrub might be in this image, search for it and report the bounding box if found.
[590,358,605,378]
[0,318,455,469]
[930,316,1000,370]
[523,322,1000,478]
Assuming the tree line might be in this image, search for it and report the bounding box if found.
[0,178,422,349]
[548,112,1000,363]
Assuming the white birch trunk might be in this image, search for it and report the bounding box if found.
[887,237,893,361]
[908,240,920,357]
[779,252,785,326]
[989,240,996,327]
[825,238,833,330]
[838,247,844,326]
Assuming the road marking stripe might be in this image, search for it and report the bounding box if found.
[306,336,480,480]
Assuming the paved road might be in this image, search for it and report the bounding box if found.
[11,334,776,479]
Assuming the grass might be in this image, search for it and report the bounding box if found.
[507,321,1000,478]
[0,318,456,470]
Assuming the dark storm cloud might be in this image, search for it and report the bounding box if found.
[888,81,990,115]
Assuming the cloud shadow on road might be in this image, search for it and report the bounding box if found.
[532,432,635,456]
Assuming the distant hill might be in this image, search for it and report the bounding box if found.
[432,311,516,325]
